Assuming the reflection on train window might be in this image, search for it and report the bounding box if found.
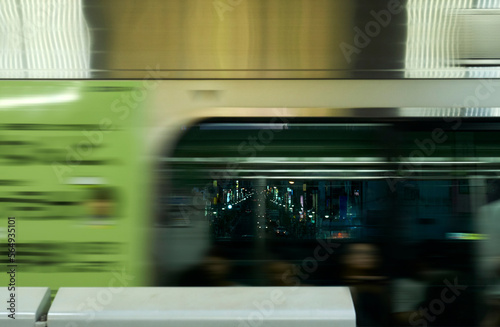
[196,179,387,241]
[156,120,500,327]
[264,180,364,240]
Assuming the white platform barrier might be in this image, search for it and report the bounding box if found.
[0,287,51,327]
[48,287,355,327]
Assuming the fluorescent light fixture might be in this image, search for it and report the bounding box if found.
[0,92,80,108]
[0,0,91,78]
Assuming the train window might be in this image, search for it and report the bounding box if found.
[155,119,500,327]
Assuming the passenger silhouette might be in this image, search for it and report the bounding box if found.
[339,242,390,327]
[177,247,237,286]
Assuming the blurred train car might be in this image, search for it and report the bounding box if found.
[2,0,500,326]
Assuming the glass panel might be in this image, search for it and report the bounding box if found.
[156,119,500,327]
